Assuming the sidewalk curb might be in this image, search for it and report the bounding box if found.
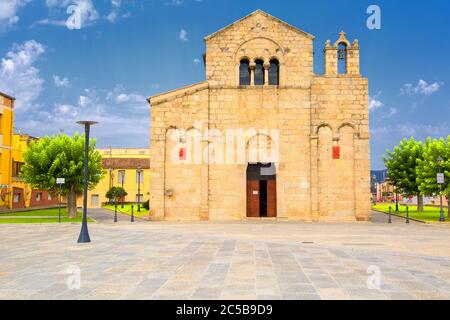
[372,209,426,224]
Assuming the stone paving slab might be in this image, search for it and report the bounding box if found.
[1,213,450,300]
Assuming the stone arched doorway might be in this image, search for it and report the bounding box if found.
[246,163,276,218]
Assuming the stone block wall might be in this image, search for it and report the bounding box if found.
[148,10,371,221]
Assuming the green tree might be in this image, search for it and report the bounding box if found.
[20,133,104,218]
[105,186,128,203]
[417,137,450,214]
[383,138,425,212]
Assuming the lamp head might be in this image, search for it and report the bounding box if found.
[76,121,98,126]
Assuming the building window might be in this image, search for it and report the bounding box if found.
[136,194,143,203]
[91,194,99,207]
[13,193,20,203]
[136,170,144,184]
[48,193,52,201]
[0,114,3,132]
[12,161,24,177]
[254,59,265,85]
[268,59,280,85]
[36,193,42,201]
[118,170,126,184]
[337,43,347,74]
[239,59,250,85]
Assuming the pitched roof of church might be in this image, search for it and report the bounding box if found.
[204,9,315,41]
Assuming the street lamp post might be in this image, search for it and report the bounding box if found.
[76,121,98,243]
[109,167,114,204]
[437,156,445,222]
[56,178,65,223]
[372,175,377,205]
[121,171,125,208]
[137,165,141,212]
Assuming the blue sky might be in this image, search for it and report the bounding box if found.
[0,0,449,169]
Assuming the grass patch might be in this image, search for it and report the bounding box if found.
[102,204,149,218]
[372,203,449,222]
[0,208,93,224]
[0,208,77,217]
[0,217,93,224]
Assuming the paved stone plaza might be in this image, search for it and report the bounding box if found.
[1,211,450,300]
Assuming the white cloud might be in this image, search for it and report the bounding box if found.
[371,122,450,141]
[0,40,46,111]
[43,0,99,29]
[115,93,145,104]
[0,0,31,32]
[106,0,129,23]
[167,0,203,5]
[193,58,201,64]
[17,87,150,147]
[106,85,147,108]
[33,18,67,27]
[41,0,127,27]
[369,92,383,111]
[53,75,70,88]
[382,107,398,118]
[179,29,188,42]
[401,80,442,96]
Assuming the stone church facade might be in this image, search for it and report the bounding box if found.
[148,10,371,221]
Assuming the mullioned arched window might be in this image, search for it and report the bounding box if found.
[268,59,279,85]
[239,59,250,85]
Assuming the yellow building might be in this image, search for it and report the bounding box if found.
[10,133,58,209]
[0,92,15,209]
[79,148,150,208]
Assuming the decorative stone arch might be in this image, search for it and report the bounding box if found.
[337,122,357,138]
[336,123,357,217]
[315,123,335,135]
[246,133,278,164]
[165,125,179,133]
[234,37,286,86]
[334,39,351,48]
[234,36,285,60]
[334,32,350,75]
[337,122,355,130]
[163,125,208,220]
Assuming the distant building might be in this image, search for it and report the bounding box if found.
[77,148,150,208]
[371,169,388,183]
[11,133,59,209]
[0,92,62,209]
[0,92,15,209]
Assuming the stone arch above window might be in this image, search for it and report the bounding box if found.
[315,123,334,135]
[234,37,285,86]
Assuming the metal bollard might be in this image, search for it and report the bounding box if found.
[406,206,409,224]
[114,202,118,223]
[131,205,134,223]
[388,206,392,224]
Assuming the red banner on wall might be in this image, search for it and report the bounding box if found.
[333,146,340,159]
[179,148,186,160]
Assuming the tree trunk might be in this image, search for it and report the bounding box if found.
[395,192,399,212]
[417,194,424,212]
[67,186,77,218]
